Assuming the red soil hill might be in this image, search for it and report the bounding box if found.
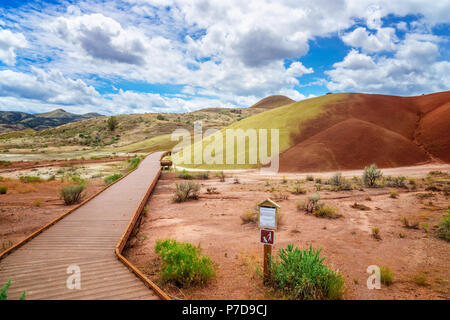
[278,91,450,172]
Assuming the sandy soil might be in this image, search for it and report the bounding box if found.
[0,178,104,250]
[124,168,450,300]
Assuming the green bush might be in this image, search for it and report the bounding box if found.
[127,157,141,172]
[437,209,450,241]
[384,176,406,188]
[195,172,210,180]
[19,176,41,183]
[1,279,26,300]
[314,205,340,219]
[107,116,118,131]
[104,173,123,185]
[60,185,85,205]
[173,181,200,202]
[363,164,382,187]
[298,193,321,213]
[326,173,352,191]
[268,244,345,300]
[0,187,7,194]
[177,169,193,180]
[380,266,393,286]
[306,175,314,181]
[155,239,215,286]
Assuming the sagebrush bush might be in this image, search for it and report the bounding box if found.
[268,244,345,300]
[290,182,306,195]
[155,239,215,287]
[437,209,450,241]
[177,169,193,180]
[60,185,85,205]
[104,173,123,185]
[326,173,352,191]
[0,187,7,194]
[380,266,393,286]
[298,193,321,213]
[314,205,340,219]
[306,175,314,181]
[363,164,382,187]
[195,172,210,180]
[216,171,226,182]
[173,181,200,202]
[384,176,406,188]
[390,190,399,199]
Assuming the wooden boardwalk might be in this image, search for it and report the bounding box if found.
[0,152,166,300]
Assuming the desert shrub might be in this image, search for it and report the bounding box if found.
[326,173,352,191]
[314,205,340,219]
[173,181,200,202]
[195,172,210,180]
[156,114,167,121]
[104,173,123,185]
[177,169,193,180]
[155,239,215,287]
[372,227,381,240]
[240,211,258,224]
[315,184,322,191]
[265,179,270,186]
[206,187,219,194]
[384,176,407,188]
[1,279,26,300]
[298,193,321,213]
[267,244,345,300]
[401,217,419,229]
[0,187,7,194]
[414,273,428,286]
[47,175,56,181]
[19,176,41,183]
[33,199,42,207]
[306,175,314,181]
[437,209,450,241]
[272,191,289,201]
[233,177,240,184]
[71,175,86,185]
[60,185,85,205]
[390,190,399,199]
[281,176,288,184]
[290,182,306,195]
[380,266,393,286]
[315,178,322,184]
[216,171,225,182]
[127,157,141,172]
[362,164,382,187]
[107,116,118,131]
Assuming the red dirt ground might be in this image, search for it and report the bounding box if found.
[280,91,450,172]
[279,118,430,172]
[0,178,104,249]
[124,170,450,300]
[0,156,129,174]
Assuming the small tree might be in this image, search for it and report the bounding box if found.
[107,116,118,131]
[363,164,382,187]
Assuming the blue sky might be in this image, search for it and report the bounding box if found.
[0,0,449,115]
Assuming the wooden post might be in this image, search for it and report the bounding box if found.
[263,244,272,283]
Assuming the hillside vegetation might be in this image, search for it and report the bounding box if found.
[0,96,293,158]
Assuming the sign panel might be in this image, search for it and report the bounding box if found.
[259,206,276,229]
[260,229,274,245]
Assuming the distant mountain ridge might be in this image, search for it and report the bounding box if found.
[0,109,103,133]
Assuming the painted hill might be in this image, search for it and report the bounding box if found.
[249,95,295,110]
[178,91,450,171]
[0,109,103,133]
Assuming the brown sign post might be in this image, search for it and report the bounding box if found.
[257,199,280,283]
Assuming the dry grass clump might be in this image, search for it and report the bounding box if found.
[372,227,381,240]
[401,217,419,229]
[173,181,200,203]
